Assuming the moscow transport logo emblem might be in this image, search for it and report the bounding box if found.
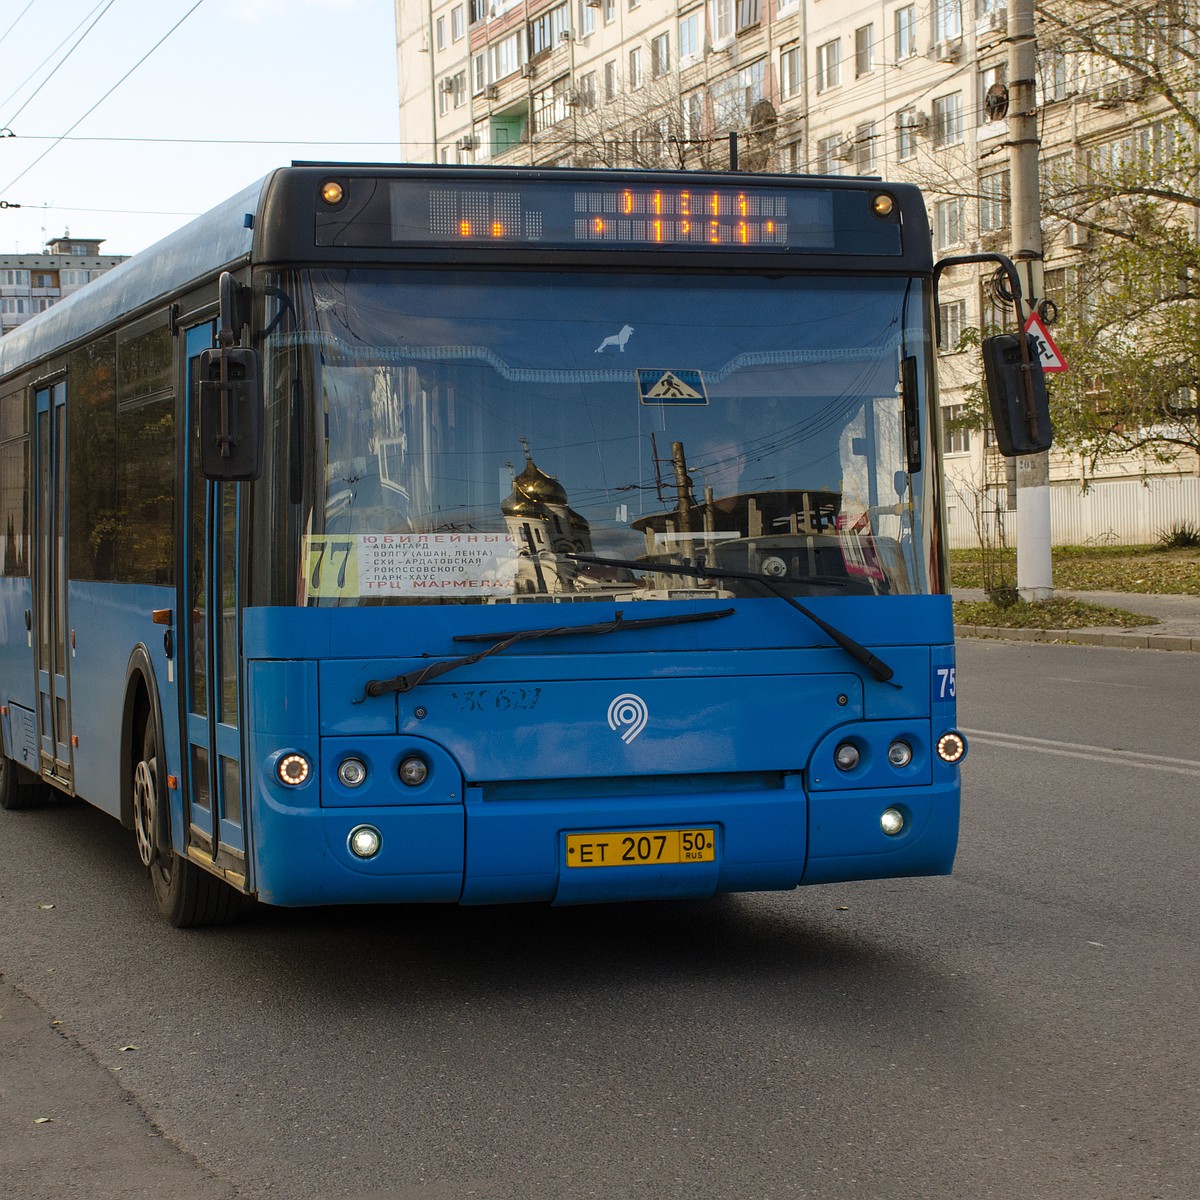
[607,693,649,743]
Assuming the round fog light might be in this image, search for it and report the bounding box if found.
[834,741,860,771]
[880,807,905,836]
[399,756,428,786]
[887,740,913,768]
[337,757,367,787]
[936,731,967,763]
[277,753,311,786]
[348,824,382,859]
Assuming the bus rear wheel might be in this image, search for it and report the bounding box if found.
[136,722,240,928]
[0,754,49,811]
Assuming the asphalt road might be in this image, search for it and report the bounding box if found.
[2,639,1197,1199]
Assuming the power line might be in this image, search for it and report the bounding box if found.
[9,133,402,147]
[0,0,39,50]
[2,0,118,128]
[2,0,209,195]
[0,0,112,114]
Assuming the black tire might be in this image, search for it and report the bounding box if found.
[136,721,241,928]
[0,754,49,811]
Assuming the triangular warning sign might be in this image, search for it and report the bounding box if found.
[644,371,704,400]
[1024,312,1069,373]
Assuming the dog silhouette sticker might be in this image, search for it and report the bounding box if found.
[595,324,634,353]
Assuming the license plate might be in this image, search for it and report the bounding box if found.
[565,829,716,869]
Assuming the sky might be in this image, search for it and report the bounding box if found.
[0,0,403,256]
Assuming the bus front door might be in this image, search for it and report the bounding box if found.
[33,381,72,787]
[180,323,247,886]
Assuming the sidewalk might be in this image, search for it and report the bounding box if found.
[953,588,1200,652]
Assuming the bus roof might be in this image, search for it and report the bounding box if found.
[0,176,266,379]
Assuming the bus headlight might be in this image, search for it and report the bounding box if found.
[347,824,382,859]
[276,753,312,786]
[880,807,905,836]
[887,740,913,768]
[337,757,368,787]
[834,742,860,771]
[399,756,429,786]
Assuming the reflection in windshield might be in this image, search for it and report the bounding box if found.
[256,268,939,607]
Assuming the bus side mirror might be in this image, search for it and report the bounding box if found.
[198,346,264,480]
[981,332,1053,457]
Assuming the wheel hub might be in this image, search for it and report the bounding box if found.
[132,759,156,868]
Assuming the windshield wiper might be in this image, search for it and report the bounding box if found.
[567,553,897,686]
[362,607,735,698]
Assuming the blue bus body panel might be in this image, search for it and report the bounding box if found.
[241,595,959,907]
[0,578,180,824]
[67,582,179,817]
[0,578,36,768]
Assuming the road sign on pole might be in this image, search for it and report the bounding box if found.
[1024,311,1068,373]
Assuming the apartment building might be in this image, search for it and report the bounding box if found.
[394,0,1197,544]
[0,236,127,337]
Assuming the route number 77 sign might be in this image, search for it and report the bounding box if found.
[1023,311,1069,373]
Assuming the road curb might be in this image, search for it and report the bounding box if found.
[955,624,1200,652]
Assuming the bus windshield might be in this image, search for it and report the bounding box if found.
[260,267,938,606]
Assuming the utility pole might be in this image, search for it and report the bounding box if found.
[1008,0,1053,599]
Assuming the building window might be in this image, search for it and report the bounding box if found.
[486,31,524,83]
[779,44,801,99]
[1038,47,1070,105]
[579,0,596,37]
[436,17,446,50]
[942,403,971,454]
[679,13,699,58]
[979,170,1010,232]
[652,32,670,77]
[896,110,918,161]
[629,46,643,89]
[710,59,765,126]
[939,301,967,352]
[934,198,965,249]
[816,134,844,175]
[604,0,616,24]
[1,270,30,286]
[711,0,733,43]
[736,0,761,32]
[854,24,874,77]
[533,76,570,130]
[978,62,1007,126]
[933,0,962,42]
[854,121,876,174]
[453,71,467,107]
[529,4,569,57]
[685,91,704,140]
[816,39,841,92]
[577,70,596,110]
[895,5,917,59]
[932,92,963,146]
[604,60,617,101]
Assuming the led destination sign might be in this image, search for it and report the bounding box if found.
[313,175,904,256]
[426,184,813,249]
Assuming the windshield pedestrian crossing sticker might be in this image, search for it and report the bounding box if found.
[637,369,708,405]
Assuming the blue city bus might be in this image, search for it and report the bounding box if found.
[0,165,1049,925]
